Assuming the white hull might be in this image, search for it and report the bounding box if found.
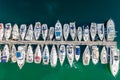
[49,27,54,40]
[90,23,97,41]
[34,45,41,64]
[42,24,48,40]
[0,23,4,40]
[16,46,25,69]
[59,45,66,66]
[25,24,33,40]
[70,22,76,40]
[82,46,90,66]
[11,45,17,63]
[67,45,74,67]
[1,45,10,62]
[12,24,19,40]
[5,23,12,40]
[20,24,27,40]
[63,24,69,41]
[100,46,107,64]
[75,46,80,61]
[50,45,57,67]
[107,19,115,41]
[26,45,33,63]
[0,50,1,62]
[83,26,89,41]
[34,22,41,40]
[55,20,62,40]
[97,24,104,41]
[92,46,99,65]
[77,27,82,41]
[43,45,49,65]
[110,46,119,77]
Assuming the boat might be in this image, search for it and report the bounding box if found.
[1,45,10,63]
[97,23,104,41]
[20,24,27,40]
[67,44,74,67]
[100,46,107,64]
[26,45,33,63]
[50,45,57,67]
[83,26,90,41]
[55,20,62,40]
[11,45,17,63]
[4,23,12,40]
[82,46,90,66]
[91,46,99,65]
[110,46,119,77]
[43,45,49,65]
[25,24,33,40]
[75,46,80,61]
[70,22,76,40]
[12,24,19,40]
[34,45,41,64]
[63,24,69,41]
[106,19,115,41]
[34,22,41,40]
[90,23,97,41]
[59,45,66,66]
[77,27,82,41]
[42,24,48,41]
[49,27,54,40]
[16,46,26,69]
[0,23,4,40]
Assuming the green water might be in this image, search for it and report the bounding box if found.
[0,0,120,80]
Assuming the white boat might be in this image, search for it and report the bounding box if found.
[34,22,41,40]
[20,24,27,40]
[77,27,82,41]
[34,45,41,64]
[1,45,10,63]
[16,46,26,69]
[11,45,17,63]
[83,26,90,41]
[97,23,104,41]
[67,44,74,67]
[12,24,19,40]
[59,45,66,66]
[92,46,99,65]
[50,45,57,67]
[75,46,80,61]
[63,24,69,41]
[49,27,54,40]
[26,45,33,63]
[42,24,48,41]
[0,23,4,40]
[25,24,33,40]
[100,46,107,64]
[70,22,76,40]
[82,46,90,66]
[106,19,115,41]
[90,23,97,41]
[55,20,62,40]
[43,45,49,65]
[110,46,119,77]
[4,23,12,40]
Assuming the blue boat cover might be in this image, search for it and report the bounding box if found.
[56,32,60,36]
[76,48,80,55]
[16,52,21,58]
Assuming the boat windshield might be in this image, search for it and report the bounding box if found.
[114,56,118,61]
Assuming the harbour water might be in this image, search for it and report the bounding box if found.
[0,0,120,80]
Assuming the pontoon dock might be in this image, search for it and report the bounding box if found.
[0,40,117,46]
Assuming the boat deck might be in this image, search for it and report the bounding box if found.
[0,40,117,46]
